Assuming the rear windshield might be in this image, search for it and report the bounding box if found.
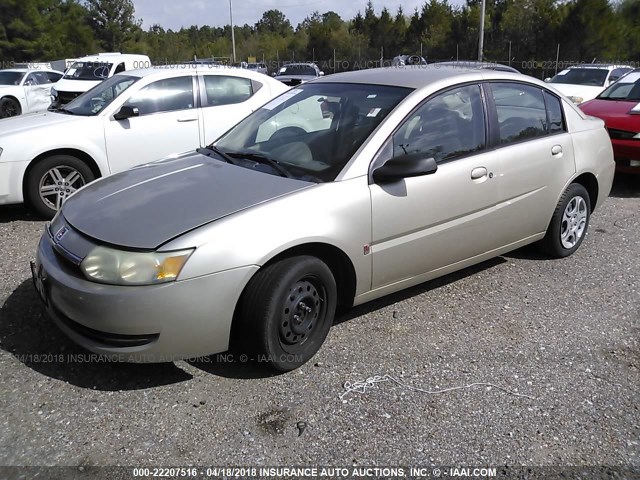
[279,65,317,76]
[64,62,113,81]
[550,69,608,87]
[597,71,640,101]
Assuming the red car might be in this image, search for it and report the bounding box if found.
[580,69,640,174]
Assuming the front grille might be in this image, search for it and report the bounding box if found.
[608,128,638,140]
[54,305,160,348]
[58,91,81,105]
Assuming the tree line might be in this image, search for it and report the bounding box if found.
[1,0,638,73]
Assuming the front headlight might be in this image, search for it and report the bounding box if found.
[80,246,194,285]
[567,96,584,104]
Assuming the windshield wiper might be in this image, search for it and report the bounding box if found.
[227,150,293,178]
[197,146,236,165]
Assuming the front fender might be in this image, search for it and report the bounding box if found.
[163,176,373,297]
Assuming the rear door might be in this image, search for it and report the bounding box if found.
[103,74,201,173]
[198,74,261,145]
[486,82,575,243]
[369,84,502,289]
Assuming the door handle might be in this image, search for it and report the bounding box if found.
[177,118,198,123]
[551,145,563,155]
[471,167,488,180]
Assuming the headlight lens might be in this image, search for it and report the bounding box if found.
[80,246,194,285]
[567,96,584,104]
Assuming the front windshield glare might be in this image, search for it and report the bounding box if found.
[550,69,609,87]
[62,75,139,116]
[597,72,640,100]
[215,83,412,182]
[64,61,113,80]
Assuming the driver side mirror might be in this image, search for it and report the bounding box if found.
[319,71,325,76]
[372,154,438,183]
[114,105,139,120]
[544,77,551,82]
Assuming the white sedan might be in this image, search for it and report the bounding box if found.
[0,68,64,118]
[0,66,289,217]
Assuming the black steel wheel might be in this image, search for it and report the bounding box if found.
[238,255,337,371]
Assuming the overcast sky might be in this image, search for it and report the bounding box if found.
[132,0,467,30]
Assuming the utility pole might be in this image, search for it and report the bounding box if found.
[478,0,486,62]
[229,0,236,63]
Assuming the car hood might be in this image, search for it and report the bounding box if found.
[580,99,640,131]
[55,78,101,93]
[62,151,315,250]
[0,111,82,134]
[548,83,603,102]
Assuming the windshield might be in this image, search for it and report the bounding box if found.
[215,83,412,182]
[597,71,640,101]
[62,75,139,116]
[0,71,25,85]
[550,68,609,86]
[64,61,113,81]
[279,65,317,77]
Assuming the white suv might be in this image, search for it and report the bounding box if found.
[546,64,633,104]
[51,52,151,107]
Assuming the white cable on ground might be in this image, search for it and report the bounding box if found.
[339,374,536,401]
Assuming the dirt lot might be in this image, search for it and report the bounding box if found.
[0,174,638,477]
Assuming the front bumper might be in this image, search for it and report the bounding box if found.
[34,231,258,362]
[612,139,640,174]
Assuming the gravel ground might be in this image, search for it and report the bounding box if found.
[0,174,638,476]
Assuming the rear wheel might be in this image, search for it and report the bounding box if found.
[0,97,21,118]
[539,183,591,258]
[237,255,337,371]
[26,155,95,219]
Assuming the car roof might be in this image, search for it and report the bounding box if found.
[119,65,274,82]
[282,63,318,67]
[567,64,632,70]
[74,52,149,62]
[0,68,61,74]
[435,60,519,72]
[313,65,526,89]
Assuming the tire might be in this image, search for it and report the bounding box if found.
[0,97,22,118]
[26,155,95,219]
[538,183,591,258]
[237,255,337,371]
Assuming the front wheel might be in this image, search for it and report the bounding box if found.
[0,97,21,118]
[26,155,95,218]
[237,255,337,371]
[539,183,591,258]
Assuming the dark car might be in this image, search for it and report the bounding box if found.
[579,69,640,174]
[274,63,323,86]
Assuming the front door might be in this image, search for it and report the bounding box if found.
[370,84,502,289]
[103,75,201,173]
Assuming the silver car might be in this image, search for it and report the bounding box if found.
[32,66,615,371]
